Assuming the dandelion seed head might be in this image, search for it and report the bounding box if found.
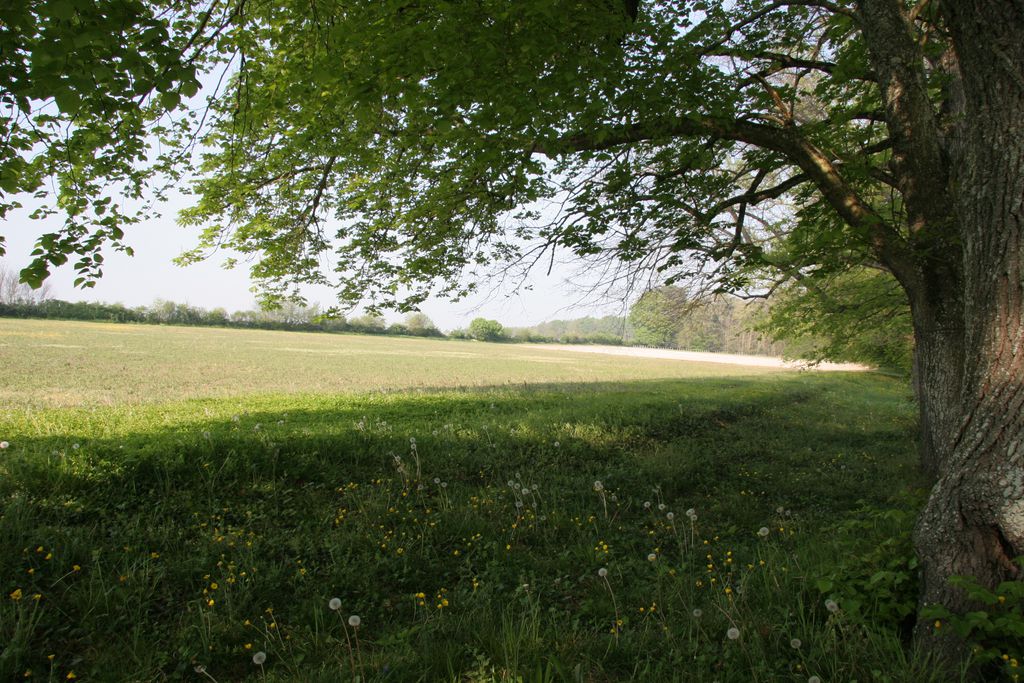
[0,441,10,449]
[348,614,361,627]
[647,553,657,561]
[727,627,740,640]
[593,481,604,492]
[328,597,342,611]
[597,567,608,578]
[666,512,675,521]
[692,608,702,618]
[825,599,839,614]
[643,501,651,509]
[252,651,267,665]
[790,638,802,649]
[658,503,666,511]
[758,527,770,538]
[808,677,822,683]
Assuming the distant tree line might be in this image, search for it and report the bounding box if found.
[0,294,444,343]
[3,267,900,366]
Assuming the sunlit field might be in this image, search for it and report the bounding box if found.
[0,318,948,681]
[0,319,779,409]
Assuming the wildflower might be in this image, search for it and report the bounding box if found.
[758,527,770,538]
[9,588,22,601]
[72,565,81,572]
[598,567,608,578]
[692,608,703,618]
[252,651,267,665]
[727,627,740,640]
[348,614,361,627]
[66,673,76,680]
[790,638,802,649]
[244,643,252,650]
[825,599,839,614]
[329,597,342,611]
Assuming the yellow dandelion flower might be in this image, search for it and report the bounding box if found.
[9,588,23,601]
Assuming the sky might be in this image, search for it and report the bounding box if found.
[1,187,631,332]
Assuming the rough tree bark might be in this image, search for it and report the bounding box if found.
[911,0,1024,646]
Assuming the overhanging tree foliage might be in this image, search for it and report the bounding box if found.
[3,0,1022,654]
[0,0,233,286]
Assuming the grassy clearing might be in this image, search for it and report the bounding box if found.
[0,319,778,409]
[0,319,947,681]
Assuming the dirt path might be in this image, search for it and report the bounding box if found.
[526,343,868,371]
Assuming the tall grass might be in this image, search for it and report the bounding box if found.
[0,364,958,681]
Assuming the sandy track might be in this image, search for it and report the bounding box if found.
[524,343,868,371]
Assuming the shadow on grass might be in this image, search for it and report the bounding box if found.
[1,373,920,522]
[0,373,926,681]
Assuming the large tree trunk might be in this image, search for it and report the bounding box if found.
[913,0,1024,647]
[908,284,965,478]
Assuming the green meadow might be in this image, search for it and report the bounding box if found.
[0,319,943,681]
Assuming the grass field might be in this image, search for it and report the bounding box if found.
[0,319,779,409]
[0,318,948,681]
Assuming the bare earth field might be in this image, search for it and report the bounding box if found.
[536,343,867,371]
[0,318,796,408]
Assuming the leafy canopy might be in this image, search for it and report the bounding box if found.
[175,0,919,315]
[7,0,942,329]
[0,0,233,287]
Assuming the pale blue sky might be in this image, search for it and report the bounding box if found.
[1,187,627,331]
